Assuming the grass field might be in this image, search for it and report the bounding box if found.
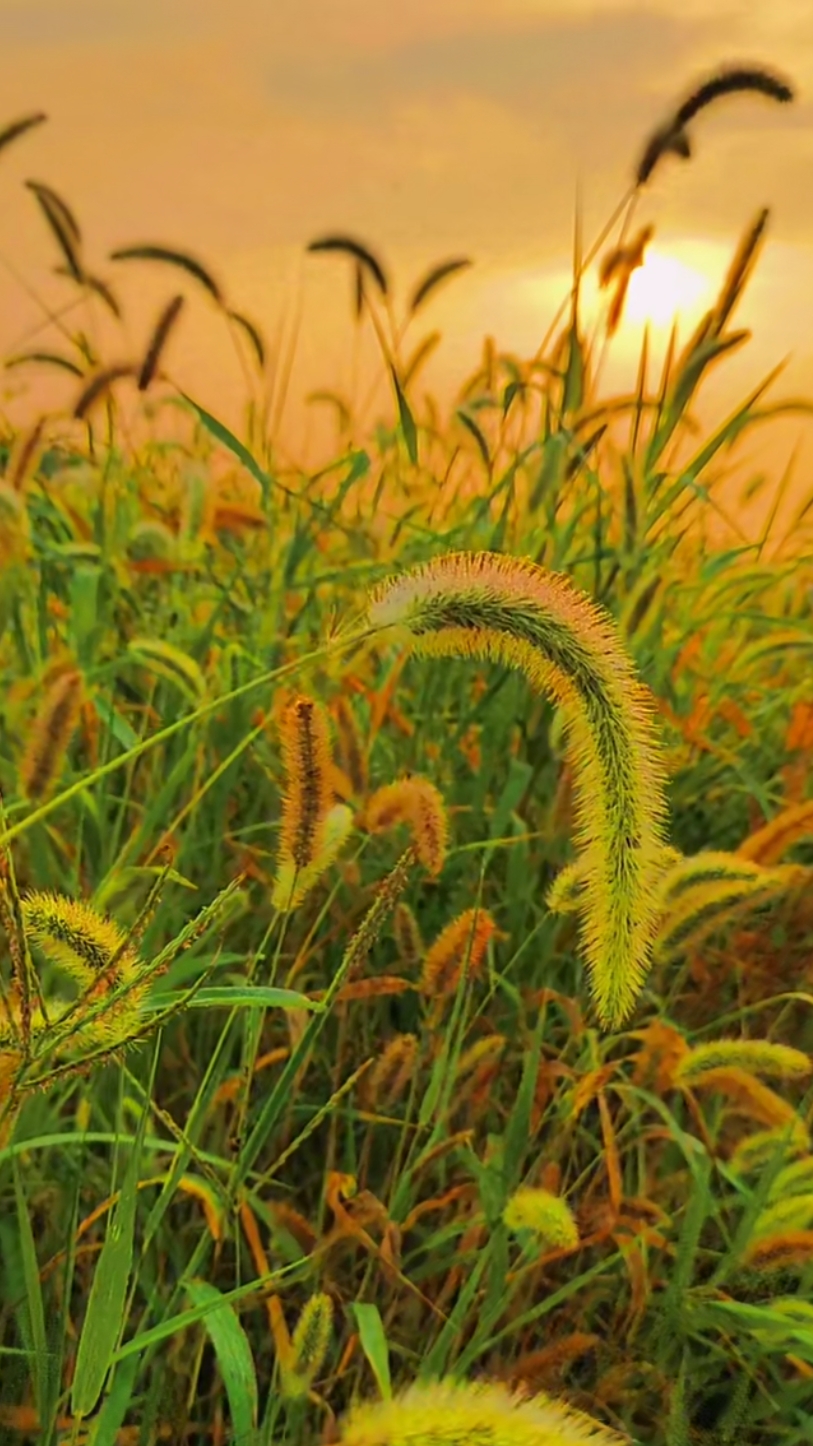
[1,88,813,1446]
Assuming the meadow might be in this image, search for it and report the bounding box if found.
[1,70,813,1446]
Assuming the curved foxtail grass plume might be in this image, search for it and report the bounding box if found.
[408,257,472,316]
[20,668,83,801]
[653,864,805,960]
[421,907,498,1001]
[227,308,266,369]
[0,112,47,158]
[20,890,146,1043]
[392,902,424,969]
[673,1038,811,1085]
[53,265,122,318]
[6,351,84,380]
[333,695,368,798]
[636,64,795,186]
[742,1230,813,1272]
[137,294,185,390]
[657,848,787,903]
[364,776,449,877]
[737,797,813,866]
[26,180,83,281]
[22,891,139,990]
[306,234,389,296]
[686,1068,808,1139]
[730,1127,809,1175]
[74,364,138,420]
[109,244,225,305]
[368,552,670,1028]
[338,1378,627,1446]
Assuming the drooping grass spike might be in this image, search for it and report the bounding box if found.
[368,551,670,1028]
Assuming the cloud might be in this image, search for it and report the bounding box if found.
[0,0,209,47]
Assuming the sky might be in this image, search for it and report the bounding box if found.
[2,0,813,517]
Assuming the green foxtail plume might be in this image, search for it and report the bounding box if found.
[657,849,790,901]
[674,1038,811,1085]
[280,1291,333,1399]
[338,1378,626,1445]
[503,1186,580,1251]
[368,551,670,1027]
[653,864,805,960]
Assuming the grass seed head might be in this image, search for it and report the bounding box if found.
[503,1186,580,1252]
[365,776,449,877]
[421,906,497,997]
[369,551,670,1027]
[338,1377,626,1445]
[20,668,83,802]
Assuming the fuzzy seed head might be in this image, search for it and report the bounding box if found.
[503,1187,580,1252]
[277,694,334,870]
[393,902,424,969]
[365,776,448,877]
[674,1039,811,1085]
[280,1292,333,1399]
[273,802,354,912]
[338,1378,626,1446]
[363,1033,418,1109]
[743,1229,813,1271]
[20,668,83,801]
[421,907,497,997]
[22,891,138,991]
[729,1127,809,1175]
[368,551,670,1029]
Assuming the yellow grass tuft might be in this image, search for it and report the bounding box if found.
[503,1186,580,1252]
[22,891,139,994]
[338,1378,626,1445]
[368,550,670,1027]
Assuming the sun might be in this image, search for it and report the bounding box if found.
[623,247,712,330]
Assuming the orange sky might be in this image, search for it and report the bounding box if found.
[2,0,813,522]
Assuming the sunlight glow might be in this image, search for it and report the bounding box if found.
[624,248,712,329]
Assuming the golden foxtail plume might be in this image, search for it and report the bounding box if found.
[368,552,670,1027]
[364,775,449,877]
[338,1378,626,1445]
